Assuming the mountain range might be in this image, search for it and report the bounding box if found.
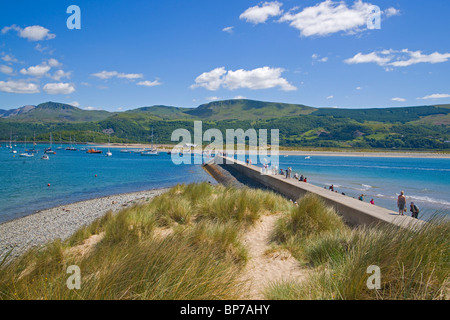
[0,100,449,150]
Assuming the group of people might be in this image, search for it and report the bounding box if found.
[397,191,420,219]
[280,167,307,183]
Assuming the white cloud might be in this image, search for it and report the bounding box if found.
[47,58,61,67]
[356,86,362,90]
[385,7,400,17]
[137,80,162,87]
[1,54,18,63]
[222,26,234,33]
[92,70,144,80]
[191,67,227,91]
[69,101,80,107]
[279,0,377,37]
[2,24,55,41]
[0,65,13,74]
[234,95,247,100]
[240,1,283,24]
[92,71,119,79]
[191,66,296,92]
[206,96,221,101]
[326,95,334,99]
[84,106,95,110]
[50,70,72,81]
[392,97,406,102]
[0,80,39,94]
[20,64,51,77]
[117,73,144,80]
[312,54,329,62]
[345,49,450,68]
[417,94,450,100]
[43,83,75,95]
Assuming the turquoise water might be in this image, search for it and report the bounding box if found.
[1,145,449,223]
[0,145,211,223]
[274,155,450,220]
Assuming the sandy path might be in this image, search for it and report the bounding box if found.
[241,213,308,300]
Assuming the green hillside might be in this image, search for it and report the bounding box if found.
[185,99,315,120]
[0,100,449,151]
[3,102,113,123]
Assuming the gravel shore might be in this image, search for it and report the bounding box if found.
[0,188,169,260]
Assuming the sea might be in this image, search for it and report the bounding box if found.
[0,144,449,223]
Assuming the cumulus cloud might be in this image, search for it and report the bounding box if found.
[312,53,329,63]
[262,1,400,37]
[0,65,13,74]
[2,24,55,41]
[240,1,283,24]
[20,64,51,77]
[0,80,40,94]
[191,66,296,92]
[69,101,80,107]
[92,70,144,80]
[1,53,18,63]
[392,97,406,102]
[50,70,72,81]
[327,95,334,99]
[206,96,221,101]
[345,49,450,68]
[43,83,75,95]
[234,95,247,100]
[137,80,162,87]
[417,94,450,100]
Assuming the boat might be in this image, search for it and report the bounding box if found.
[141,127,159,156]
[87,148,103,154]
[65,136,78,151]
[45,133,56,154]
[20,137,34,158]
[56,135,64,150]
[6,131,13,149]
[305,156,311,160]
[41,154,49,160]
[106,132,112,157]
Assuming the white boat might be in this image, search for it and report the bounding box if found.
[305,156,311,159]
[41,154,49,160]
[141,127,159,156]
[20,137,34,158]
[106,132,112,157]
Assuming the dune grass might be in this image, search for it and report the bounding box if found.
[267,196,450,300]
[0,182,291,300]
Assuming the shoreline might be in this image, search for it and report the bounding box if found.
[90,143,450,159]
[0,187,170,260]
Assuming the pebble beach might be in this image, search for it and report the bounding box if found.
[0,188,169,260]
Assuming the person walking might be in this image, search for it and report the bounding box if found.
[410,202,420,219]
[397,191,406,216]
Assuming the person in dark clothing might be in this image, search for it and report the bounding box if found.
[410,202,420,219]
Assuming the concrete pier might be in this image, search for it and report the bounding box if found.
[211,155,425,230]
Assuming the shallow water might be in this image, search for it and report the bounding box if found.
[273,155,450,220]
[0,145,211,223]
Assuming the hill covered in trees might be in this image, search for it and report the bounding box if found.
[0,100,449,150]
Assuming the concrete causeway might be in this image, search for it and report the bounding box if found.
[212,155,426,230]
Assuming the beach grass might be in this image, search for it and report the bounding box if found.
[0,182,290,300]
[267,203,450,300]
[1,183,448,300]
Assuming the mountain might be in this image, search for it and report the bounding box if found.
[0,102,113,123]
[125,105,196,120]
[0,99,449,150]
[184,99,316,120]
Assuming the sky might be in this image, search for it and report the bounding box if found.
[0,0,449,111]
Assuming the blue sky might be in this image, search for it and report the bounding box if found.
[0,0,449,111]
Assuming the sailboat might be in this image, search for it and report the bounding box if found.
[106,132,112,157]
[45,133,56,154]
[141,128,159,156]
[20,137,34,158]
[65,136,78,151]
[6,131,12,149]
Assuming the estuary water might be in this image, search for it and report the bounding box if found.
[0,144,449,223]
